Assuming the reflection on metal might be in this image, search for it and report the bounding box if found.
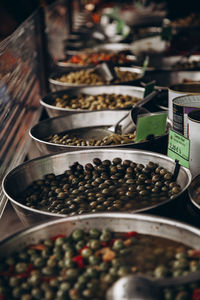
[45,0,69,60]
[0,11,43,216]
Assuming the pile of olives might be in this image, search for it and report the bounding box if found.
[45,132,136,147]
[17,157,181,215]
[54,93,141,110]
[0,228,199,300]
[56,68,141,86]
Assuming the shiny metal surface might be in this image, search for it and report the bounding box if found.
[107,271,200,300]
[0,213,200,257]
[188,174,200,210]
[107,275,160,300]
[49,66,144,92]
[40,85,145,118]
[94,43,133,53]
[146,70,200,88]
[2,149,191,226]
[30,110,169,155]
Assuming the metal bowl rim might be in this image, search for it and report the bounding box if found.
[49,66,144,87]
[1,212,200,247]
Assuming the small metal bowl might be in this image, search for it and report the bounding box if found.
[49,66,144,92]
[2,149,191,226]
[40,85,145,118]
[29,110,171,155]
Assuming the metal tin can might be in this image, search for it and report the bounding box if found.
[188,109,200,177]
[168,83,200,122]
[172,95,200,137]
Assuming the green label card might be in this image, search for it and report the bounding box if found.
[167,129,190,168]
[135,112,167,143]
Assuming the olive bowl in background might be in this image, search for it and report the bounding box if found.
[40,85,146,118]
[49,66,144,92]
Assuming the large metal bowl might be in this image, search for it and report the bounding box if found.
[29,110,170,155]
[40,85,145,118]
[2,149,191,226]
[1,213,200,256]
[49,66,144,92]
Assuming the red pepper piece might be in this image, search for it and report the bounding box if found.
[109,239,117,246]
[29,244,46,251]
[0,264,14,277]
[100,242,108,247]
[123,231,138,239]
[79,246,89,254]
[16,264,34,279]
[50,234,65,241]
[73,255,85,268]
[193,289,200,300]
[42,276,55,282]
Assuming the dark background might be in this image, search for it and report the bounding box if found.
[0,0,200,40]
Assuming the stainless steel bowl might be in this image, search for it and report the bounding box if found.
[49,67,144,92]
[188,174,200,210]
[2,149,191,226]
[29,111,171,155]
[40,85,145,118]
[1,213,200,256]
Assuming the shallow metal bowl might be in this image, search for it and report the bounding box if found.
[40,85,145,118]
[2,149,191,226]
[1,213,200,257]
[49,66,144,92]
[29,111,170,155]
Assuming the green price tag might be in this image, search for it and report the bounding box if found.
[135,112,167,143]
[143,80,155,97]
[167,129,190,168]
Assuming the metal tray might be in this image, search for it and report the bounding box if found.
[40,85,145,118]
[2,149,191,226]
[29,110,170,154]
[49,66,144,92]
